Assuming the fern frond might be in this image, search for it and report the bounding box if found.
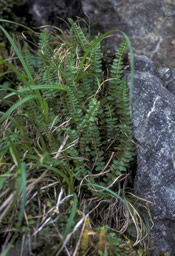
[68,18,89,51]
[37,28,51,56]
[78,98,99,132]
[103,77,135,185]
[89,40,102,82]
[22,43,35,76]
[103,101,119,140]
[108,40,128,100]
[78,98,100,157]
[84,40,102,96]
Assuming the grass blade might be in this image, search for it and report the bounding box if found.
[16,162,26,227]
[62,193,78,240]
[0,25,34,82]
[0,95,40,123]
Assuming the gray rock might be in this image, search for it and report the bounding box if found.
[82,0,175,67]
[24,0,84,28]
[126,55,175,255]
[157,67,175,95]
[133,55,157,75]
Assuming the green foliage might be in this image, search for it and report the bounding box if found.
[80,223,143,256]
[0,19,150,256]
[6,21,135,186]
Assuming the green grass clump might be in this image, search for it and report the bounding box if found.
[0,18,151,255]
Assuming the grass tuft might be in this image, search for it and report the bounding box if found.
[0,18,151,256]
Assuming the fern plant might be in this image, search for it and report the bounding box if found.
[0,16,135,209]
[0,18,149,256]
[0,18,135,191]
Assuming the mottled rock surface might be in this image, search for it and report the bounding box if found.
[126,55,175,255]
[82,0,175,67]
[23,0,84,28]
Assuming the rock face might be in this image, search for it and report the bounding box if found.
[82,0,175,67]
[23,0,84,28]
[126,55,175,255]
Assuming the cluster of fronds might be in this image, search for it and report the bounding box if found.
[0,19,150,256]
[11,19,135,189]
